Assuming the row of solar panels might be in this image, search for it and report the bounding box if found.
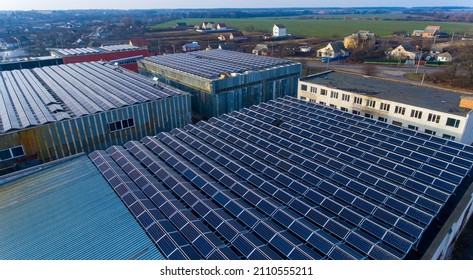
[145,54,246,80]
[90,133,402,259]
[54,47,101,57]
[0,69,62,132]
[145,49,295,80]
[31,62,181,118]
[194,49,293,69]
[89,98,471,259]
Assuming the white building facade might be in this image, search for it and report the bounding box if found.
[298,71,473,144]
[273,24,287,37]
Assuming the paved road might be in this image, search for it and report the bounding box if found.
[305,60,445,84]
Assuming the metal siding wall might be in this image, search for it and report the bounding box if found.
[0,95,191,167]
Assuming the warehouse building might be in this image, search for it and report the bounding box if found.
[0,61,191,174]
[138,49,301,120]
[50,44,149,72]
[298,71,473,144]
[1,96,473,259]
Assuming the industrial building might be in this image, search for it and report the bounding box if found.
[138,49,301,120]
[298,71,473,144]
[0,61,191,174]
[1,96,472,259]
[50,44,149,72]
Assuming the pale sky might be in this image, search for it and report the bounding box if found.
[0,0,471,10]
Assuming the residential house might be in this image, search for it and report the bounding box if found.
[252,44,269,56]
[437,52,453,62]
[201,22,216,30]
[412,30,424,37]
[217,23,227,30]
[388,44,419,60]
[317,41,350,61]
[273,24,287,37]
[343,30,375,49]
[218,34,230,41]
[423,26,441,38]
[230,32,247,41]
[182,42,201,52]
[0,37,19,50]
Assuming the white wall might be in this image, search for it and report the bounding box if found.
[298,81,472,144]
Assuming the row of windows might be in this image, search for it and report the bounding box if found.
[303,96,459,141]
[109,118,135,133]
[303,85,463,128]
[0,145,25,162]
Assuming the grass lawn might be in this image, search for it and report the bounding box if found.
[153,18,473,38]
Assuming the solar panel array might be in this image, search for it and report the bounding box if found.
[0,62,185,133]
[52,45,139,57]
[89,96,473,260]
[144,49,297,80]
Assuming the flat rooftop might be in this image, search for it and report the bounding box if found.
[51,44,140,57]
[90,96,473,260]
[143,49,299,80]
[301,71,471,117]
[0,61,187,134]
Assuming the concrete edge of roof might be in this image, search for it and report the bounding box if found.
[422,181,473,259]
[300,69,473,96]
[0,153,85,186]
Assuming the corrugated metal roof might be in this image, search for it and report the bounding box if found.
[0,61,187,134]
[0,155,164,260]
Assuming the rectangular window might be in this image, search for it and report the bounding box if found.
[410,109,422,119]
[352,110,361,115]
[320,89,327,96]
[319,101,326,105]
[380,102,391,111]
[342,94,350,102]
[0,145,25,162]
[378,117,387,122]
[309,99,317,103]
[425,129,436,135]
[427,113,440,123]
[109,118,135,133]
[392,120,403,126]
[394,106,406,115]
[341,107,348,112]
[446,117,460,128]
[354,96,362,104]
[300,96,307,100]
[330,104,337,109]
[366,100,376,108]
[442,134,456,140]
[365,113,373,119]
[301,84,308,91]
[310,86,317,93]
[408,125,419,131]
[330,91,339,99]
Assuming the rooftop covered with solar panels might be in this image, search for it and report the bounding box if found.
[89,96,473,260]
[142,49,300,81]
[50,44,140,57]
[301,71,471,117]
[0,61,187,134]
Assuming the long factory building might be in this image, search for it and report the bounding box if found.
[138,49,301,120]
[0,61,191,174]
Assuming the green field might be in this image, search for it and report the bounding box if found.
[153,18,473,38]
